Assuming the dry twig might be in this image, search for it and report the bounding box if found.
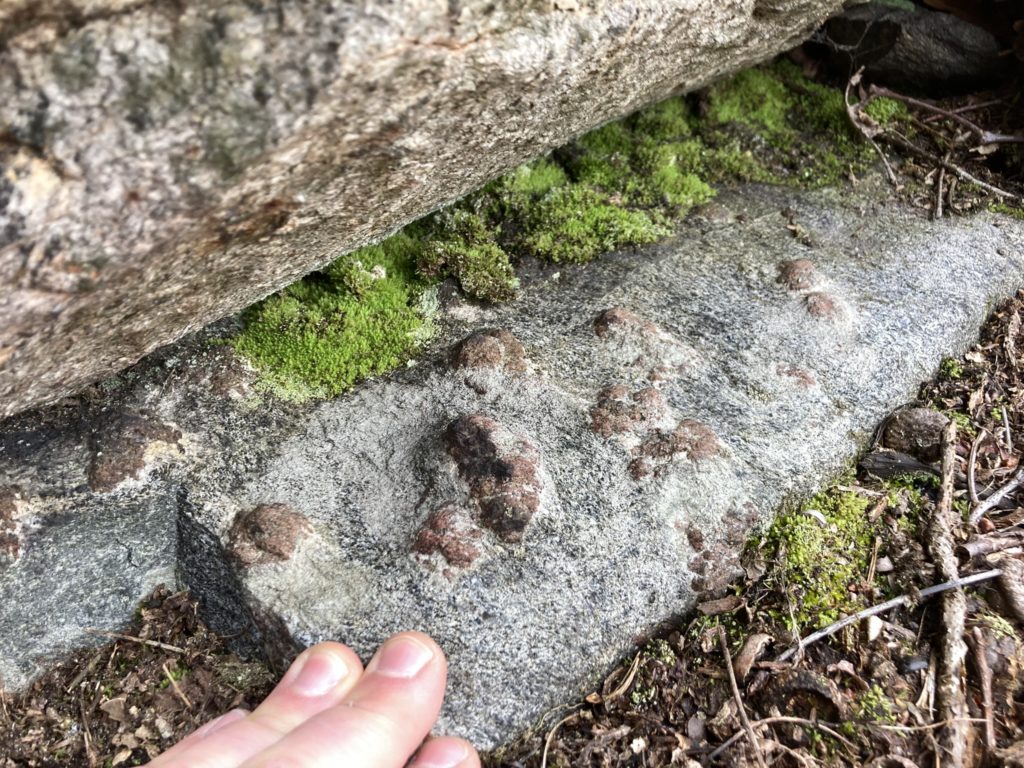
[934,152,948,220]
[162,662,192,710]
[540,712,578,768]
[969,627,996,751]
[970,466,1024,526]
[844,70,898,185]
[775,570,1002,663]
[930,421,968,767]
[718,626,767,768]
[868,85,1024,147]
[967,429,985,504]
[709,716,857,761]
[83,629,186,655]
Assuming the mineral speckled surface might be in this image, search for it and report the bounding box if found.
[2,183,1024,748]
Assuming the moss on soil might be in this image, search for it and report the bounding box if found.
[233,59,876,399]
[863,96,911,126]
[763,488,875,631]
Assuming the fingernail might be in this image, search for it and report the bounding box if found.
[413,741,469,767]
[194,708,248,739]
[286,647,350,697]
[369,635,434,678]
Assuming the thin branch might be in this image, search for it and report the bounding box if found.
[969,627,996,751]
[924,100,1003,123]
[709,716,857,761]
[540,713,577,768]
[775,570,1003,663]
[879,129,1017,200]
[718,626,767,768]
[162,662,193,710]
[970,465,1024,525]
[844,70,898,185]
[930,420,968,767]
[869,85,1024,146]
[83,629,185,654]
[967,428,986,504]
[934,155,947,220]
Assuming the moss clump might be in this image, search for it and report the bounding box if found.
[702,60,876,186]
[232,233,430,400]
[991,201,1024,220]
[234,60,879,399]
[864,96,910,126]
[765,489,874,631]
[705,67,793,139]
[418,210,519,303]
[855,683,898,723]
[940,357,965,380]
[519,185,668,263]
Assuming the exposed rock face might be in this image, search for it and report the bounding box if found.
[0,0,845,418]
[883,407,950,462]
[819,2,1010,95]
[3,182,1024,748]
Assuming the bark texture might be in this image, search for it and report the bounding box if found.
[0,0,841,417]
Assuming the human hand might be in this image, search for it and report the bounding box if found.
[151,632,480,767]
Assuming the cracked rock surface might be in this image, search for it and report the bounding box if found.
[2,182,1024,748]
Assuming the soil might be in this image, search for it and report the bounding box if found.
[0,589,274,766]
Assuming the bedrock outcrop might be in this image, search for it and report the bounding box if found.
[0,0,845,418]
[3,181,1023,749]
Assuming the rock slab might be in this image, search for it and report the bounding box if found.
[0,0,845,418]
[2,181,1024,749]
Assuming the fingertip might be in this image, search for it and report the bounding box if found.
[278,641,364,697]
[410,736,480,768]
[365,631,447,680]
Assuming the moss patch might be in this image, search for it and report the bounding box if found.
[234,59,878,399]
[763,488,874,631]
[863,96,910,126]
[232,235,430,401]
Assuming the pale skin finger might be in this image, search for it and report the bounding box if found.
[409,736,482,768]
[152,642,364,768]
[239,632,454,768]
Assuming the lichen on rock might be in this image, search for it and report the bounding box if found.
[444,413,542,543]
[228,503,313,568]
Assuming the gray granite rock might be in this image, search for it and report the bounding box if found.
[0,0,845,419]
[3,180,1024,750]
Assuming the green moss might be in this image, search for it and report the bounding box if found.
[629,684,657,708]
[642,638,678,666]
[499,158,569,198]
[855,684,898,723]
[978,610,1016,640]
[418,210,519,303]
[864,97,911,126]
[644,142,716,206]
[234,59,877,399]
[232,232,430,400]
[630,97,696,142]
[945,409,975,438]
[991,201,1024,220]
[520,185,667,263]
[940,357,965,380]
[703,60,875,187]
[765,489,874,631]
[706,68,793,140]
